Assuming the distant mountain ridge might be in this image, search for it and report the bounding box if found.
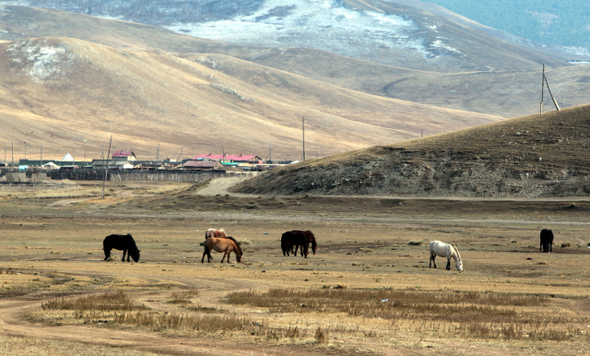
[423,0,590,51]
[0,0,577,72]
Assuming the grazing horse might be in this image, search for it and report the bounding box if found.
[281,231,308,257]
[205,228,227,240]
[103,234,140,262]
[290,230,317,255]
[429,241,463,272]
[540,229,554,253]
[202,236,242,263]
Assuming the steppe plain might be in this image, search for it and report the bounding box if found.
[1,177,589,356]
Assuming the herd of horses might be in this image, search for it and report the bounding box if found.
[102,228,556,271]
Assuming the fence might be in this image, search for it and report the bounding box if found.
[47,169,255,182]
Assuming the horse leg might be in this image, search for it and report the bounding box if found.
[446,257,451,270]
[104,248,110,261]
[549,242,552,253]
[430,252,436,268]
[122,249,127,262]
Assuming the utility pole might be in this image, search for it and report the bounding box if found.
[540,63,560,114]
[302,117,306,161]
[539,63,545,115]
[40,145,43,166]
[102,136,112,200]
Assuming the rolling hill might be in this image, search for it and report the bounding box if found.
[0,5,589,161]
[1,4,588,122]
[0,36,500,160]
[232,104,590,197]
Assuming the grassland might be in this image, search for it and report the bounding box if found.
[1,180,590,355]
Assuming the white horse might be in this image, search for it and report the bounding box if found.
[429,241,463,272]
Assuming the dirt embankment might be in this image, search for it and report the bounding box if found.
[234,105,590,198]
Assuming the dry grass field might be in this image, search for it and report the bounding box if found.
[1,179,590,355]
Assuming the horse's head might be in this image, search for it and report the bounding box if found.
[456,259,463,272]
[131,250,140,262]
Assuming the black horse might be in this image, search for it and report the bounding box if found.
[540,229,554,253]
[281,231,308,258]
[103,234,141,262]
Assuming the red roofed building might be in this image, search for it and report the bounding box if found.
[112,151,137,161]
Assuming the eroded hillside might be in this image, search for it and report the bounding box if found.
[233,104,590,197]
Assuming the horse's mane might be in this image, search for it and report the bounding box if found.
[450,243,461,259]
[227,236,242,256]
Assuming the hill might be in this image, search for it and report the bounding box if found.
[0,37,500,160]
[232,104,590,197]
[2,5,589,121]
[0,1,573,72]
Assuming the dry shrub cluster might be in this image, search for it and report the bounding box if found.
[167,290,199,305]
[39,291,315,341]
[113,311,251,333]
[225,288,588,341]
[42,290,148,312]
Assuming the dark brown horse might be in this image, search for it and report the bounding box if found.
[202,236,242,263]
[281,231,308,258]
[290,230,317,255]
[205,228,227,240]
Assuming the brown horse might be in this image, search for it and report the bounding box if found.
[205,228,227,240]
[202,236,243,263]
[288,230,317,255]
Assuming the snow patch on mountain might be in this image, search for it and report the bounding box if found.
[165,0,444,60]
[6,39,75,83]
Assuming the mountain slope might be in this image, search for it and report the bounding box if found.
[233,104,590,197]
[2,5,588,121]
[0,2,570,72]
[0,37,500,160]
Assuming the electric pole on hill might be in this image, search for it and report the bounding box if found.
[540,63,560,114]
[302,116,306,161]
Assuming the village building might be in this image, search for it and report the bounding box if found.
[182,160,225,170]
[112,151,137,161]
